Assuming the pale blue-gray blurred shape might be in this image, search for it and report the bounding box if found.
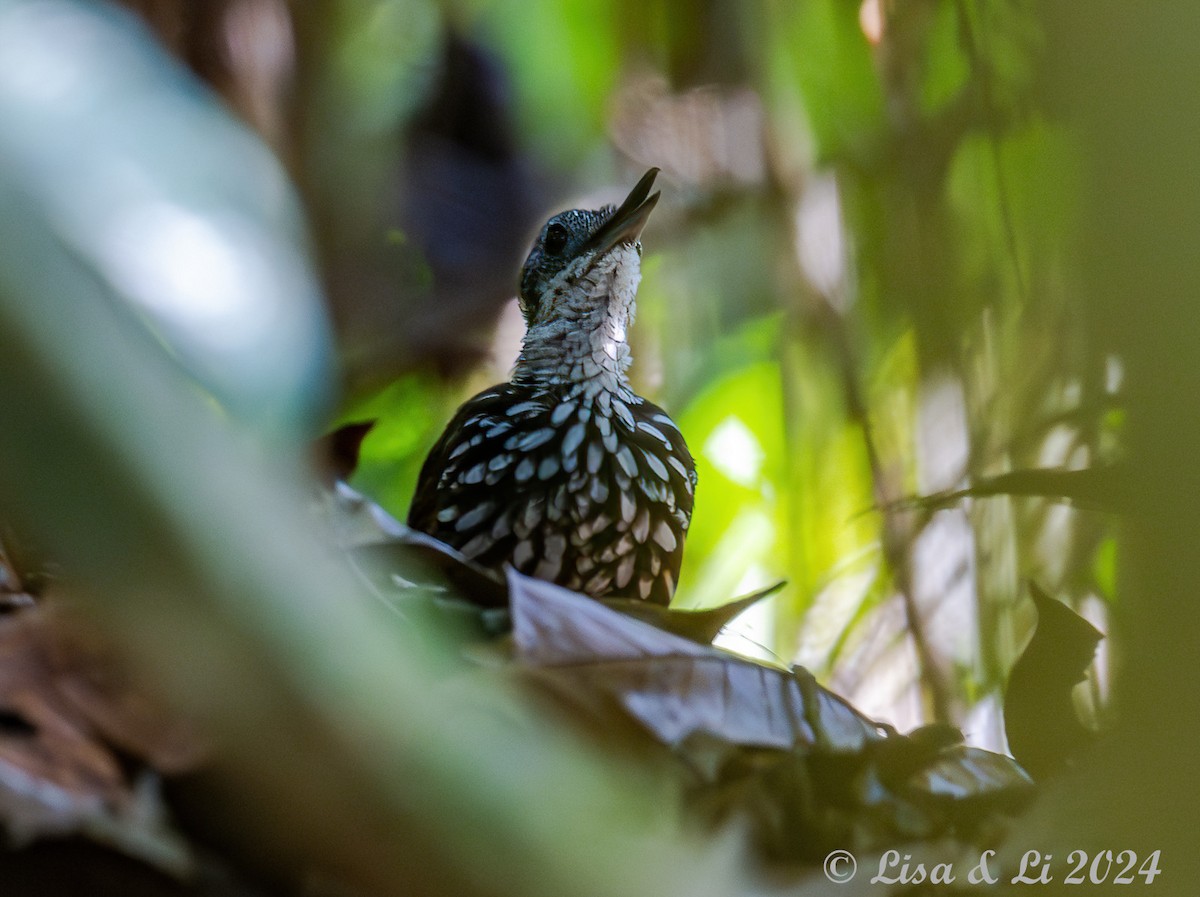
[0,0,333,437]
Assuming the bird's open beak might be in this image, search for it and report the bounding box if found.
[585,168,661,256]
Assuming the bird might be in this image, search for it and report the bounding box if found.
[408,168,697,605]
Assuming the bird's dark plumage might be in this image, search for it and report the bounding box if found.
[408,169,697,604]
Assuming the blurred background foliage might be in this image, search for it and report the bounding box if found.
[179,0,1109,744]
[134,0,1106,733]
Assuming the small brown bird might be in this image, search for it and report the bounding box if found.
[408,169,696,605]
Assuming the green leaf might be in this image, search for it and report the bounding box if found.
[474,0,619,162]
[765,0,885,163]
[919,0,971,116]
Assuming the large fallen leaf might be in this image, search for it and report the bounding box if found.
[336,526,1036,860]
[508,569,883,752]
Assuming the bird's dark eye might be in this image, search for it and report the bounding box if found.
[544,222,569,255]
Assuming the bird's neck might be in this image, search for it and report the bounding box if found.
[512,247,640,400]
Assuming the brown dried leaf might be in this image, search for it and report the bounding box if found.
[506,570,1036,857]
[0,608,192,872]
[507,570,884,752]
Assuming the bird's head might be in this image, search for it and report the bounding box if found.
[517,168,660,326]
[513,169,660,389]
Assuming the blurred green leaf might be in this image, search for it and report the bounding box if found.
[330,0,442,134]
[472,0,619,162]
[675,359,784,608]
[764,0,885,163]
[342,373,458,519]
[0,0,333,439]
[919,1,971,116]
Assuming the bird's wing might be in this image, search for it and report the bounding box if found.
[407,383,539,534]
[625,397,697,604]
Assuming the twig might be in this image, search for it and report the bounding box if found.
[821,303,953,724]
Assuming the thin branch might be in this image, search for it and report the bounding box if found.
[820,303,953,724]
